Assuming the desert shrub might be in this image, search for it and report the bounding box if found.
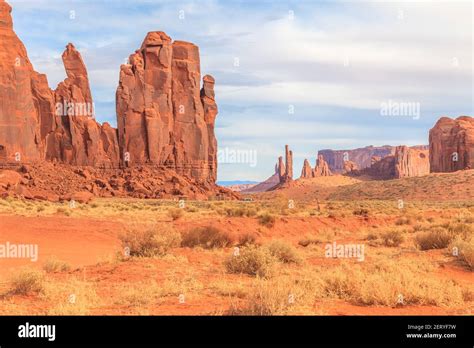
[415,227,453,250]
[168,208,184,221]
[238,233,257,246]
[10,269,45,295]
[181,226,233,249]
[266,241,301,264]
[43,258,71,273]
[318,260,464,307]
[225,245,276,278]
[382,229,404,247]
[119,225,181,257]
[353,208,369,217]
[395,216,413,226]
[366,232,379,241]
[450,236,474,270]
[258,213,276,228]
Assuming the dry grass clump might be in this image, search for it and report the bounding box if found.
[395,216,414,226]
[316,260,465,306]
[415,227,453,250]
[257,213,276,228]
[225,245,276,278]
[168,208,184,221]
[450,236,474,270]
[119,224,181,257]
[224,206,258,217]
[10,269,45,295]
[266,240,302,264]
[43,278,99,315]
[227,276,316,315]
[353,208,369,217]
[43,258,71,273]
[238,233,257,246]
[381,229,405,247]
[181,225,233,249]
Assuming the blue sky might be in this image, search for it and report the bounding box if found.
[9,0,473,181]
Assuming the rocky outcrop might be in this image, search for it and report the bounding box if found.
[361,146,429,179]
[394,145,429,178]
[0,0,43,162]
[300,159,313,178]
[343,160,359,174]
[0,1,232,200]
[314,154,332,177]
[49,43,120,167]
[116,32,217,184]
[300,154,332,178]
[429,116,474,173]
[276,145,293,184]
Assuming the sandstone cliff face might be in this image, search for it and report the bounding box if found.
[0,0,42,162]
[362,146,429,179]
[116,32,217,184]
[318,146,395,173]
[394,145,429,178]
[429,116,474,173]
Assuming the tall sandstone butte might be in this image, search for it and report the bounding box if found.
[0,0,42,162]
[0,0,118,166]
[1,0,222,193]
[116,32,218,184]
[276,145,293,184]
[429,116,474,173]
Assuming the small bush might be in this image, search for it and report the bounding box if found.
[119,225,181,257]
[10,269,45,295]
[415,227,452,250]
[450,237,474,270]
[395,216,413,226]
[225,245,276,277]
[43,258,71,273]
[382,229,404,247]
[181,226,233,249]
[258,213,276,228]
[266,241,301,264]
[168,208,184,221]
[238,233,257,246]
[353,208,369,217]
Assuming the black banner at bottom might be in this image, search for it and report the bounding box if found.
[0,316,472,346]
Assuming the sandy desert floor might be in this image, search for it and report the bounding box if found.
[0,173,473,315]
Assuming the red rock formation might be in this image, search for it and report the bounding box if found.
[361,146,429,179]
[394,145,429,178]
[116,32,217,184]
[314,154,332,177]
[343,160,359,175]
[300,159,313,178]
[429,116,474,173]
[276,145,293,184]
[0,1,233,200]
[51,43,120,167]
[0,0,43,162]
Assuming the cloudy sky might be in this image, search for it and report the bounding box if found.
[9,0,473,181]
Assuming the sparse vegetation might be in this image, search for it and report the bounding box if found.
[119,225,181,257]
[266,240,301,264]
[181,226,233,249]
[10,269,45,295]
[225,245,276,278]
[257,213,276,228]
[43,258,71,273]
